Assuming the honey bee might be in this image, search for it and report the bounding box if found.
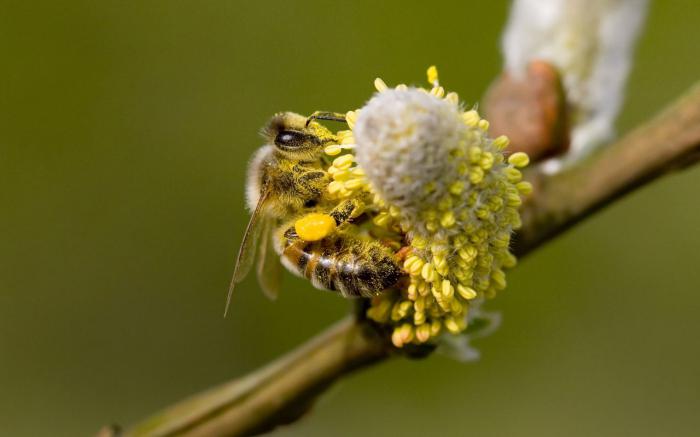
[224,112,403,315]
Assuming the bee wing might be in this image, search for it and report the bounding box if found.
[224,192,268,317]
[256,216,282,300]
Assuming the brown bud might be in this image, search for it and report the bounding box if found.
[483,60,569,162]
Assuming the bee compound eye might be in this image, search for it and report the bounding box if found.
[274,130,307,148]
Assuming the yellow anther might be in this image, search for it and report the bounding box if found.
[440,211,456,228]
[430,86,445,98]
[416,324,431,343]
[332,169,351,181]
[477,119,490,131]
[374,77,388,92]
[327,180,344,194]
[462,110,480,127]
[506,193,522,207]
[332,154,354,170]
[449,181,464,195]
[516,181,533,195]
[373,212,391,227]
[396,83,408,91]
[294,213,337,241]
[445,92,459,104]
[469,167,484,184]
[504,167,522,183]
[457,284,477,300]
[351,167,365,176]
[343,179,364,190]
[324,144,342,156]
[441,279,454,298]
[430,320,442,336]
[421,263,435,282]
[480,152,494,170]
[493,135,510,150]
[508,152,530,168]
[468,146,482,163]
[445,317,461,334]
[427,65,439,85]
[345,110,357,129]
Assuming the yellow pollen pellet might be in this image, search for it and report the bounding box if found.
[294,213,337,241]
[332,154,354,170]
[427,65,439,85]
[508,152,530,168]
[374,77,388,92]
[324,144,342,156]
[457,284,477,300]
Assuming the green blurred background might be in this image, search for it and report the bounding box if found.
[2,1,699,436]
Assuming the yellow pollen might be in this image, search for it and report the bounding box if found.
[294,213,337,241]
[508,152,530,168]
[324,144,342,156]
[427,65,439,86]
[374,77,388,92]
[332,154,354,170]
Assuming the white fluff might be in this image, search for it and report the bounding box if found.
[354,88,465,212]
[502,0,649,164]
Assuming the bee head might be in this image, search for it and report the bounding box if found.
[262,112,337,160]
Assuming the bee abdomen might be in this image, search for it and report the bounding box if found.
[281,236,401,298]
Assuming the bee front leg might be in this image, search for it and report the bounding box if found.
[329,198,364,226]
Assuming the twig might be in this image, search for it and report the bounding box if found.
[125,318,389,436]
[120,82,700,437]
[515,82,700,255]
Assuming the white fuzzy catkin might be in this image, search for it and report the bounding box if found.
[354,88,465,216]
[502,0,649,165]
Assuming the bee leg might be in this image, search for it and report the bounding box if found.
[295,169,331,202]
[305,111,348,126]
[329,198,364,226]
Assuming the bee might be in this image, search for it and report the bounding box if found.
[224,112,403,315]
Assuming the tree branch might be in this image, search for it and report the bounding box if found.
[119,82,700,437]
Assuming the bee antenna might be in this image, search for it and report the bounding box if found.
[306,111,348,127]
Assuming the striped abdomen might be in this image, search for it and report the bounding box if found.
[280,230,402,298]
